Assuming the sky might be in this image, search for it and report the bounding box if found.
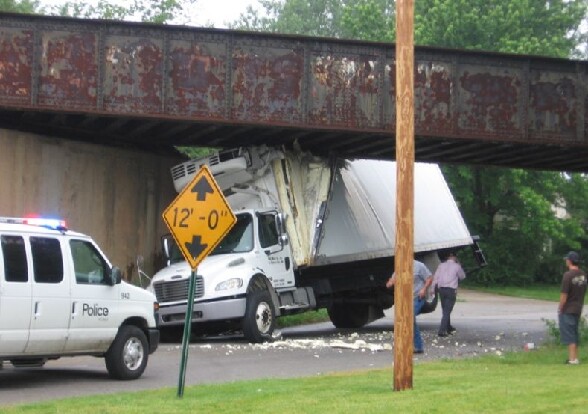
[186,0,258,27]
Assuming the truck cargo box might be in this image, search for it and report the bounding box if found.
[271,150,472,268]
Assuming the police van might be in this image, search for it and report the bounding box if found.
[0,217,160,380]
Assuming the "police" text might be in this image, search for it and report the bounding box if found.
[83,303,109,317]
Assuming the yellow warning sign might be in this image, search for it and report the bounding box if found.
[162,165,236,270]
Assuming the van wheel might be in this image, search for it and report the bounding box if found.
[105,325,148,380]
[327,303,370,328]
[242,290,275,343]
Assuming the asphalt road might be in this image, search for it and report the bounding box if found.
[0,290,564,407]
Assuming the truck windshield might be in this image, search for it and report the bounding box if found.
[209,213,253,256]
[167,213,253,263]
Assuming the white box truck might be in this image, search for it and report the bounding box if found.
[0,217,160,379]
[147,146,484,342]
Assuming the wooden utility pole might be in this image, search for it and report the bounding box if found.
[393,0,415,391]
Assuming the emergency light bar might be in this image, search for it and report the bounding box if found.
[0,216,68,230]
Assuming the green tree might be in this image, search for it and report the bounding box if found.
[414,0,587,57]
[177,146,217,159]
[234,0,395,40]
[236,0,586,58]
[412,0,588,285]
[340,0,395,41]
[44,0,197,24]
[233,0,345,37]
[442,166,585,285]
[0,0,38,13]
[233,0,588,285]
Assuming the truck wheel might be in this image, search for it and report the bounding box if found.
[242,290,275,343]
[105,325,149,380]
[327,303,370,328]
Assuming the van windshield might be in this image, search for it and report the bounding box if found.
[168,213,253,263]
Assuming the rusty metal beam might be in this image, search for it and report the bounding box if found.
[175,124,222,145]
[0,12,587,171]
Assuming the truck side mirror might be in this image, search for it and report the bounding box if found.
[279,234,289,247]
[274,213,288,249]
[275,213,286,234]
[162,234,172,265]
[109,266,122,286]
[471,237,488,268]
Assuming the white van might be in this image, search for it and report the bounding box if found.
[0,217,159,380]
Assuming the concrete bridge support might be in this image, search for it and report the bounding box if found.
[0,128,180,280]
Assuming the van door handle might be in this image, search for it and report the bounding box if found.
[34,302,41,319]
[71,302,78,319]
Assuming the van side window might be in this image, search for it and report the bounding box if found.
[258,214,279,248]
[70,240,108,285]
[1,235,28,282]
[30,237,63,284]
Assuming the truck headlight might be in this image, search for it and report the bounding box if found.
[215,278,243,291]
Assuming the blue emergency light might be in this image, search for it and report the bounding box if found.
[24,217,67,230]
[0,216,68,230]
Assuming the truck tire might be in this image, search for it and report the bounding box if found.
[105,325,149,380]
[242,290,275,343]
[327,303,370,328]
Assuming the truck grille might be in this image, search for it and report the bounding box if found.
[153,276,205,303]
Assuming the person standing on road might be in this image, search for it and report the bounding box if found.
[433,251,466,337]
[559,251,587,365]
[386,259,433,354]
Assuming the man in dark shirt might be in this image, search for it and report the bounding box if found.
[559,251,587,365]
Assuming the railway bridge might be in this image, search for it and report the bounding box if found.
[0,12,586,275]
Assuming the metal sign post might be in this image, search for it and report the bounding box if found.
[177,269,197,397]
[394,0,415,391]
[161,165,236,398]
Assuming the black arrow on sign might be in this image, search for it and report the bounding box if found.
[185,235,208,260]
[191,176,214,201]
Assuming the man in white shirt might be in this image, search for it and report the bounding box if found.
[433,251,466,337]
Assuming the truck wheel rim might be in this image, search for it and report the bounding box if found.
[123,337,145,371]
[255,301,272,334]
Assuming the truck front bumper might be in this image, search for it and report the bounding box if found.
[157,297,247,327]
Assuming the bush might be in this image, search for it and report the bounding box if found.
[543,316,588,344]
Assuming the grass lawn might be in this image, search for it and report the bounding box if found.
[4,346,587,414]
[277,309,330,327]
[463,285,560,302]
[466,284,560,302]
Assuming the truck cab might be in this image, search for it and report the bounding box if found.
[149,208,295,343]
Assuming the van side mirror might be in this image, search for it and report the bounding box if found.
[136,255,151,288]
[109,267,122,286]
